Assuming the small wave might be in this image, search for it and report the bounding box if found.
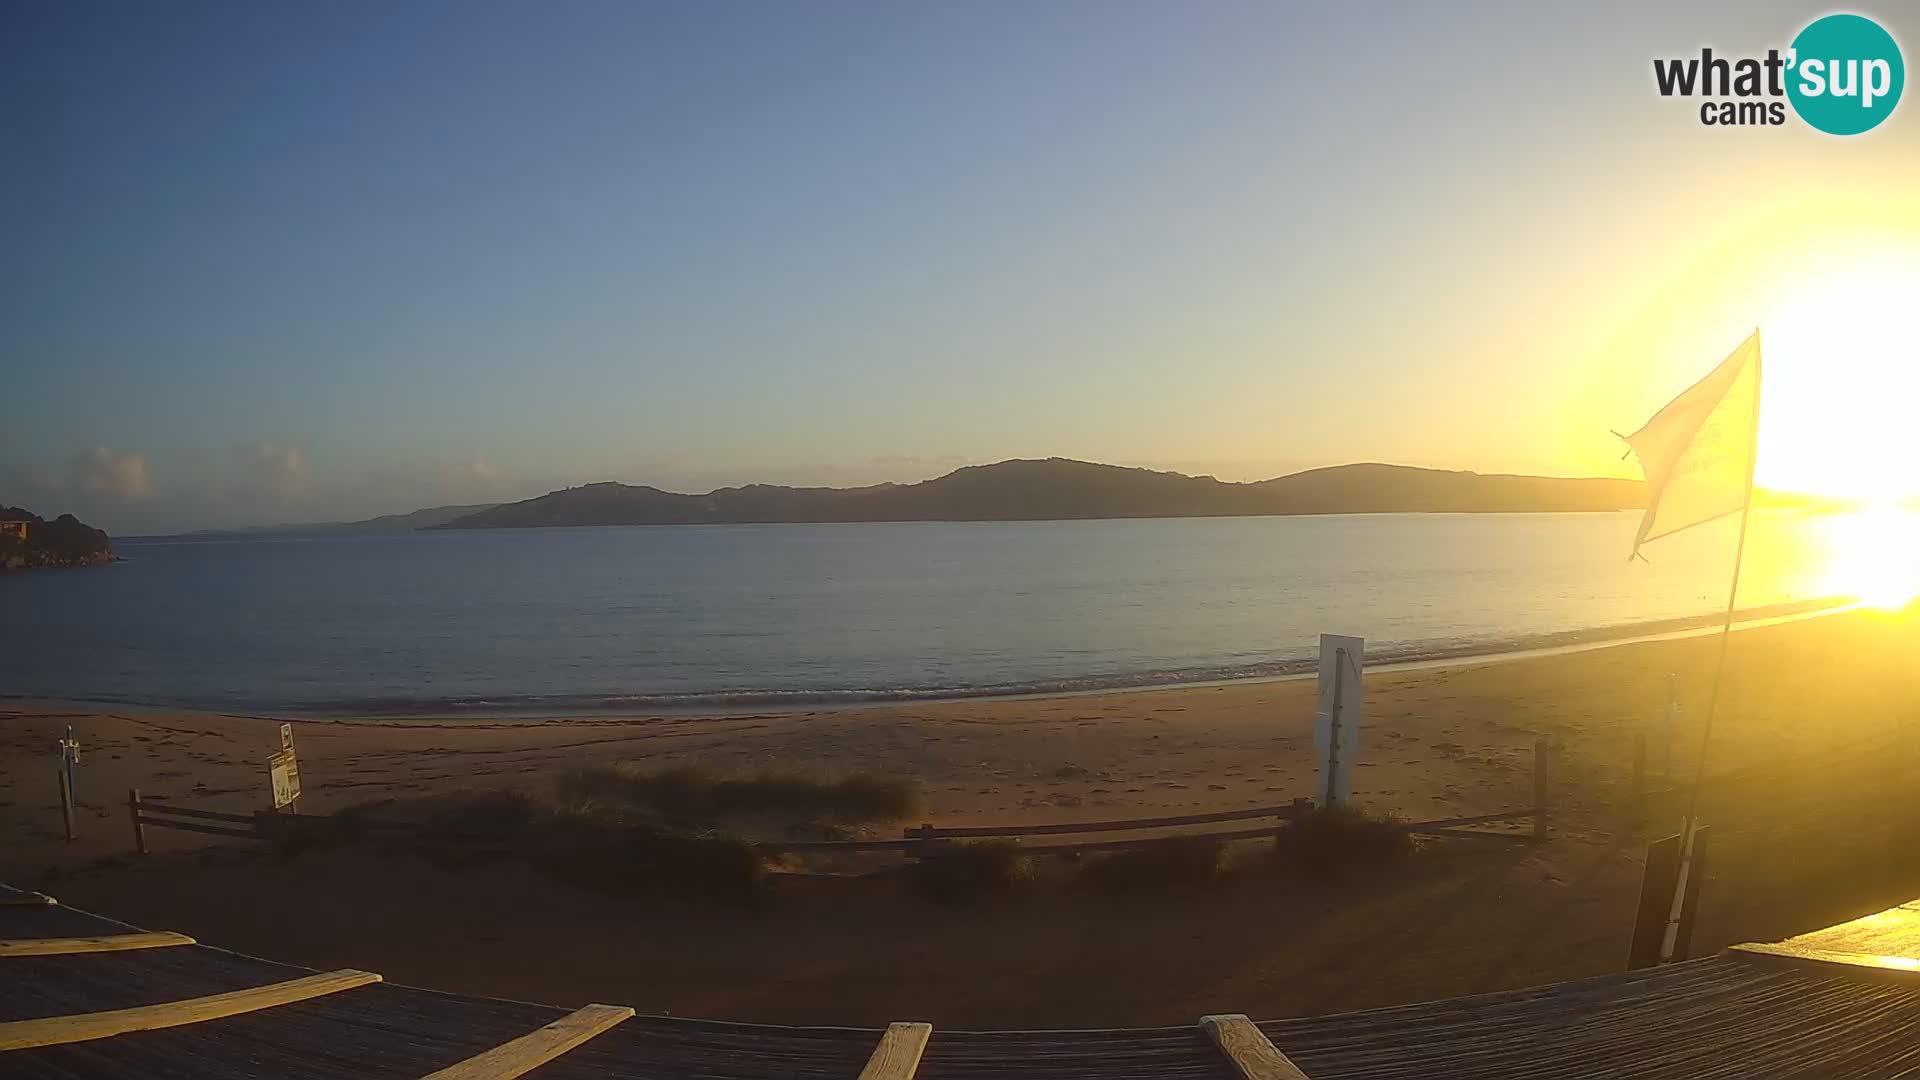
[256,596,1849,718]
[5,596,1850,720]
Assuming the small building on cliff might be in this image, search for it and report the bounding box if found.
[0,519,27,543]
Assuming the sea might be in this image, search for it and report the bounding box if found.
[0,510,1898,717]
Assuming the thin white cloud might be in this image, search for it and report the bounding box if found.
[233,441,308,501]
[76,446,152,499]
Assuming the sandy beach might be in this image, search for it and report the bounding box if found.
[4,604,1918,1026]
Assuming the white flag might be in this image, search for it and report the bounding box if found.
[1621,332,1762,559]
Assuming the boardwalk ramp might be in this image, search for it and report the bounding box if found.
[7,882,1920,1078]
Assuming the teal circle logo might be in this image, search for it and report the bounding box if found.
[1787,14,1904,135]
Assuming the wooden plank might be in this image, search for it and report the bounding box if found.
[1671,825,1711,961]
[919,802,1306,840]
[1729,942,1920,979]
[1396,808,1535,832]
[1627,831,1684,970]
[135,803,257,825]
[1198,1014,1310,1080]
[0,932,195,957]
[1414,826,1535,843]
[760,838,921,854]
[419,1003,634,1080]
[856,1021,933,1080]
[1017,824,1287,856]
[0,968,381,1050]
[134,817,260,840]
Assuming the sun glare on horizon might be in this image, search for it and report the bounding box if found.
[1813,501,1920,611]
[1730,250,1920,610]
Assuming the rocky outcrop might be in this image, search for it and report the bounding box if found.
[0,507,115,571]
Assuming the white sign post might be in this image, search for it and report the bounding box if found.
[1312,634,1365,807]
[269,724,301,812]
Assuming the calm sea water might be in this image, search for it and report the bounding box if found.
[0,511,1883,715]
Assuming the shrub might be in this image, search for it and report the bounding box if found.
[530,817,767,902]
[906,841,1033,905]
[555,764,919,825]
[1073,836,1231,895]
[1272,804,1414,874]
[327,788,767,901]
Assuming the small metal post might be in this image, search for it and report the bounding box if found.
[1659,674,1679,785]
[1630,726,1647,826]
[1533,737,1553,841]
[128,788,147,855]
[57,767,75,843]
[60,725,80,804]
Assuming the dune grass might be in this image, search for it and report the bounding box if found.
[554,763,920,825]
[324,787,766,901]
[906,840,1034,905]
[1072,836,1233,895]
[1272,803,1415,874]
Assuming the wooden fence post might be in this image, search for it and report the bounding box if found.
[1533,737,1553,841]
[57,766,75,843]
[1628,726,1646,831]
[128,788,147,855]
[906,823,935,859]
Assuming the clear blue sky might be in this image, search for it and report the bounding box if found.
[5,2,1916,532]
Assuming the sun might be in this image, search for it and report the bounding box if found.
[1817,501,1920,610]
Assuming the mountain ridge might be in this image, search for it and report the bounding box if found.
[148,503,502,540]
[431,459,1650,530]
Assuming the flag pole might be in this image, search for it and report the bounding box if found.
[1659,330,1763,962]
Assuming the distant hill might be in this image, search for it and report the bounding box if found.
[432,460,1648,530]
[0,506,114,570]
[162,503,500,539]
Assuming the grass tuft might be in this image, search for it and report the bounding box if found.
[555,764,919,825]
[906,840,1033,905]
[1073,836,1232,894]
[1272,803,1415,874]
[325,787,767,901]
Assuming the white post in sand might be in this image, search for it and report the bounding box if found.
[1313,635,1365,808]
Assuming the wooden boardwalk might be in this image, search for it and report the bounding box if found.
[8,881,1920,1078]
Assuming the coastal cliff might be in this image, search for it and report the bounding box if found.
[0,507,115,571]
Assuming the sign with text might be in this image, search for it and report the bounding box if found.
[1312,634,1365,806]
[269,749,301,810]
[278,723,294,752]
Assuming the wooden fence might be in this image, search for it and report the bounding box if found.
[126,789,264,854]
[773,734,1557,856]
[124,736,1559,859]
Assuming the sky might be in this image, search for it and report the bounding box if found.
[4,1,1918,533]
